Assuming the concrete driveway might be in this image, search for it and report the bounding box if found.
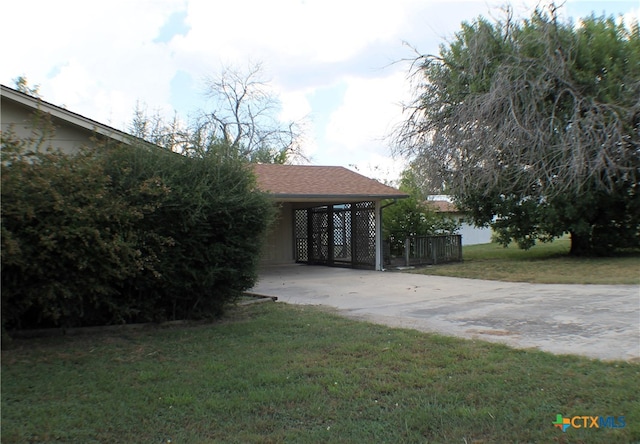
[250,265,640,362]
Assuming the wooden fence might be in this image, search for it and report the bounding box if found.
[383,235,462,268]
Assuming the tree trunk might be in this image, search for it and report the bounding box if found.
[569,231,592,256]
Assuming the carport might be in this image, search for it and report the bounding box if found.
[253,164,408,270]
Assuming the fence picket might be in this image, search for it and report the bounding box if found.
[383,235,462,267]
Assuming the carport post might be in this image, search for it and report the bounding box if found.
[375,200,382,270]
[405,238,410,267]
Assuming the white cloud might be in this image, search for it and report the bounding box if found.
[325,70,410,155]
[278,89,316,162]
[2,0,637,183]
[352,153,407,185]
[1,0,183,128]
[179,0,410,64]
[622,6,640,25]
[278,89,312,123]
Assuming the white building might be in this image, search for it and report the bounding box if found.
[426,195,493,246]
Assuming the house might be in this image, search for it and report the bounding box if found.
[1,84,407,270]
[254,164,408,270]
[425,195,493,245]
[1,84,134,154]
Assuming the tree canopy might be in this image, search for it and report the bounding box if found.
[394,4,640,255]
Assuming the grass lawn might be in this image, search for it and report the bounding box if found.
[412,238,640,284]
[2,303,638,443]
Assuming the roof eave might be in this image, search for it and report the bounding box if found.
[266,193,409,202]
[1,84,134,145]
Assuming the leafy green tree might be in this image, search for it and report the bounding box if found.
[393,4,640,255]
[103,142,275,321]
[383,170,459,255]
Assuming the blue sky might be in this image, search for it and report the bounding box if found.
[2,0,638,182]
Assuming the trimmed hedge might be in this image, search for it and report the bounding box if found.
[1,137,274,330]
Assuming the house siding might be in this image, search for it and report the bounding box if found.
[261,203,295,265]
[458,221,493,245]
[1,98,97,155]
[426,196,493,246]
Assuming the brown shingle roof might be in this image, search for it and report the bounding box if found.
[252,164,408,200]
[425,200,459,213]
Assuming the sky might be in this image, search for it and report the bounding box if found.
[2,0,638,183]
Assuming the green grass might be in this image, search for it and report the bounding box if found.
[2,303,639,443]
[413,238,640,284]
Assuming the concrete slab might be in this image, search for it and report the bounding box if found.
[251,264,640,362]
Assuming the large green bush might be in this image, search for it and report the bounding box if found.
[1,134,274,330]
[105,144,275,321]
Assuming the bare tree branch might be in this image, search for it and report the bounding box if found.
[200,61,307,162]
